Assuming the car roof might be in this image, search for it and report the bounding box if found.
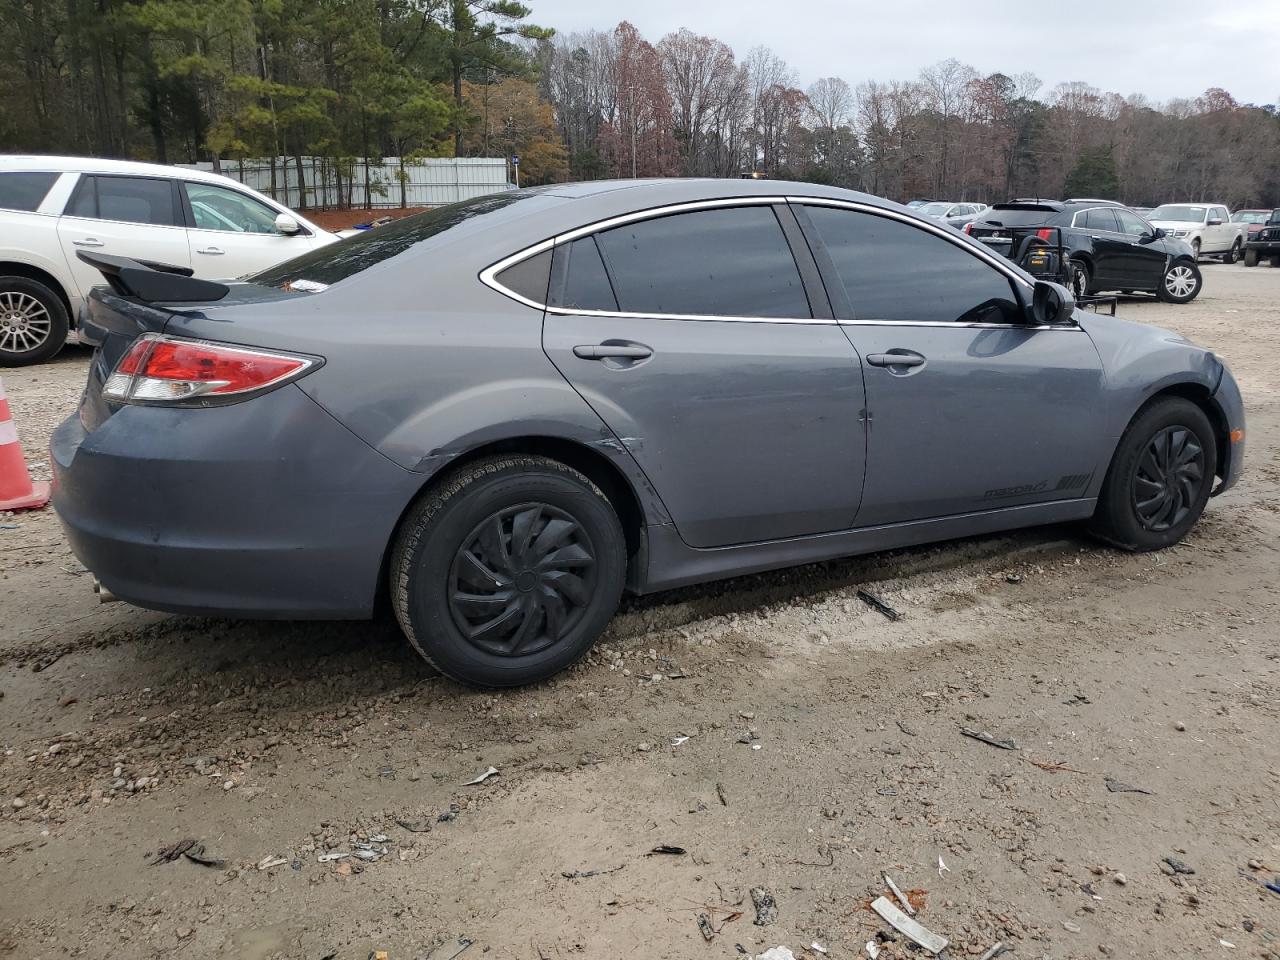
[0,153,242,188]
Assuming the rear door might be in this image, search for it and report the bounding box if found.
[1077,207,1127,287]
[796,201,1106,526]
[541,201,868,549]
[56,174,192,302]
[181,180,318,279]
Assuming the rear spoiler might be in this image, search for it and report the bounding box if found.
[75,251,229,303]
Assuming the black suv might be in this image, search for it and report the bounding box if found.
[1243,209,1280,267]
[966,201,1203,303]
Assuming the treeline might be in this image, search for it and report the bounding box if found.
[3,2,1278,207]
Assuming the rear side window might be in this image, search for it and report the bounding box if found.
[552,237,618,311]
[65,176,180,227]
[594,206,811,318]
[495,249,552,305]
[1082,208,1119,231]
[0,172,59,212]
[804,206,1022,325]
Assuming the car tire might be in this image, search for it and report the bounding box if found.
[1090,397,1217,552]
[1243,248,1258,267]
[1223,239,1241,264]
[0,276,68,367]
[1157,260,1201,303]
[390,455,626,688]
[1068,259,1091,300]
[1271,255,1280,268]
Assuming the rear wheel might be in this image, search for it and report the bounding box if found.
[1157,260,1201,303]
[1244,248,1258,267]
[1068,259,1091,300]
[390,455,626,687]
[0,277,68,367]
[1090,398,1216,552]
[1223,239,1241,264]
[1271,255,1280,268]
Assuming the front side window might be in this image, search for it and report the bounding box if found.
[65,176,180,227]
[804,205,1022,325]
[185,182,281,234]
[1115,210,1150,237]
[593,205,811,318]
[0,172,59,212]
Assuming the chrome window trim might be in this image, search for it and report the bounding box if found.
[481,193,1083,331]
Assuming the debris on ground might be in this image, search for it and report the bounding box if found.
[647,845,686,856]
[865,941,880,959]
[716,782,729,806]
[754,948,795,960]
[181,843,225,868]
[561,865,623,879]
[883,873,915,915]
[463,766,499,785]
[960,727,1019,750]
[424,937,474,959]
[1163,856,1196,875]
[670,735,691,747]
[751,887,779,926]
[977,944,1006,960]
[856,590,900,621]
[870,896,948,954]
[396,817,432,833]
[896,720,918,737]
[809,942,828,954]
[257,855,289,871]
[1023,757,1087,774]
[317,851,349,863]
[150,838,197,865]
[1062,920,1081,933]
[1105,778,1154,794]
[697,914,715,942]
[437,803,460,822]
[937,856,950,878]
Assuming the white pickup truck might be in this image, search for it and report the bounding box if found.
[1146,203,1249,263]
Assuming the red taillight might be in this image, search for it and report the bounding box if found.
[1035,228,1054,241]
[103,334,317,404]
[963,223,973,235]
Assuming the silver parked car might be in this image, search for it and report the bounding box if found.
[53,180,1245,687]
[915,200,989,229]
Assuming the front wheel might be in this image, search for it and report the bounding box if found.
[1244,248,1258,267]
[0,277,68,366]
[1157,260,1201,303]
[1223,239,1241,264]
[1090,397,1217,552]
[390,455,626,687]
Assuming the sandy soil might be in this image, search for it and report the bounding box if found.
[1,263,1279,960]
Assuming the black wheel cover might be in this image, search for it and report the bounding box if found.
[1132,425,1205,532]
[447,502,597,657]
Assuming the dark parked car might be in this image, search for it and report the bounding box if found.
[966,200,1202,303]
[53,181,1245,687]
[1243,209,1280,267]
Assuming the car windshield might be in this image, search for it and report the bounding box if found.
[977,206,1057,227]
[1150,205,1207,222]
[916,202,952,216]
[1271,210,1280,224]
[1231,211,1269,224]
[247,192,527,289]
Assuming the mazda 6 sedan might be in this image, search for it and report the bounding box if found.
[52,180,1245,687]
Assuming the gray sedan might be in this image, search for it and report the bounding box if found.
[52,180,1245,687]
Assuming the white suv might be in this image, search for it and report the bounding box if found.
[0,155,338,365]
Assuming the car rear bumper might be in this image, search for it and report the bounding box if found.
[51,385,421,618]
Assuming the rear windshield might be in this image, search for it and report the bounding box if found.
[0,171,59,211]
[916,202,952,216]
[1149,205,1206,222]
[247,193,527,289]
[977,206,1058,226]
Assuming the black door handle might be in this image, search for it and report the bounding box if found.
[572,344,653,361]
[866,352,925,368]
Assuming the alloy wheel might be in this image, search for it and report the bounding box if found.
[1164,265,1198,299]
[447,502,597,657]
[0,291,53,354]
[1132,425,1204,532]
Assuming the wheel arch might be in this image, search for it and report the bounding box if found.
[375,434,652,610]
[1128,381,1229,486]
[0,260,74,322]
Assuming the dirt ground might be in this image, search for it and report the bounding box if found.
[2,263,1279,960]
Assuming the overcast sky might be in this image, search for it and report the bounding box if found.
[530,0,1280,106]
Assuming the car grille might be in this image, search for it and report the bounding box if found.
[1262,227,1280,241]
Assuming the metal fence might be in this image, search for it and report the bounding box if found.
[177,157,513,210]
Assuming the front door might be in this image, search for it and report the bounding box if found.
[541,203,867,549]
[797,202,1107,527]
[181,180,317,280]
[1112,209,1171,288]
[55,174,192,303]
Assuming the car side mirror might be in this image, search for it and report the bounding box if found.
[1030,280,1076,326]
[1149,227,1166,241]
[274,213,301,235]
[1207,218,1224,226]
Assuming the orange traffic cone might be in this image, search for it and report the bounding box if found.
[0,377,50,512]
